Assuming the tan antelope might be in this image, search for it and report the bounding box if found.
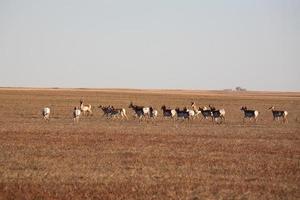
[80,99,92,116]
[191,102,202,118]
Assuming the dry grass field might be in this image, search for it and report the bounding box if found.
[0,88,299,200]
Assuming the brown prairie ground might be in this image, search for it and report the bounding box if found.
[0,88,299,200]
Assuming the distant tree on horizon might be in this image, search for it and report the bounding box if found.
[235,86,247,91]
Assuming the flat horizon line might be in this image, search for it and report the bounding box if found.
[0,86,299,94]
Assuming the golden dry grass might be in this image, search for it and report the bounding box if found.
[0,88,299,199]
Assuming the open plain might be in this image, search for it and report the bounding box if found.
[0,88,299,199]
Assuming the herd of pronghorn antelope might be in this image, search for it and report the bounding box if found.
[42,100,289,123]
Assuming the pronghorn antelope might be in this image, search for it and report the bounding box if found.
[209,105,226,123]
[98,105,128,119]
[186,109,195,119]
[198,106,212,120]
[240,106,259,123]
[161,105,176,118]
[98,105,112,118]
[80,99,92,116]
[269,106,288,123]
[175,107,190,119]
[150,107,158,118]
[191,102,202,118]
[42,107,50,121]
[73,107,81,123]
[128,102,150,119]
[110,106,128,119]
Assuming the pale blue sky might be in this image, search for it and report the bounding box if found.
[0,0,299,91]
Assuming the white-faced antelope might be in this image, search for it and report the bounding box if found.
[128,102,150,119]
[42,107,50,121]
[240,106,259,123]
[73,107,81,123]
[161,105,176,118]
[269,106,288,123]
[80,99,92,116]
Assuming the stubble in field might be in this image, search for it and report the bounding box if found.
[0,89,299,199]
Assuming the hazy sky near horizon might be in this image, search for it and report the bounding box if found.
[0,0,299,91]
